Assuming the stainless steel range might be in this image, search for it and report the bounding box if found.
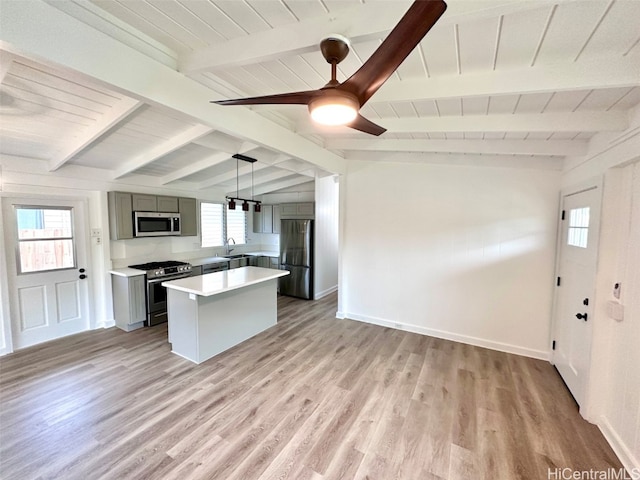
[128,260,192,326]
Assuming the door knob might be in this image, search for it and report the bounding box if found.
[576,313,588,321]
[583,298,589,306]
[79,268,86,273]
[79,274,87,280]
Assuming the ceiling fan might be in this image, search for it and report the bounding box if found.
[211,0,447,136]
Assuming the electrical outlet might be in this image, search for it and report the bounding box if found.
[95,236,102,245]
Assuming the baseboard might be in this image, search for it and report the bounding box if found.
[314,285,338,300]
[599,416,640,476]
[342,311,551,361]
[335,311,345,319]
[97,319,116,329]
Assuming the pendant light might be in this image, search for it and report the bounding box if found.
[225,154,262,212]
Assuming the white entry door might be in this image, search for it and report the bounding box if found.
[552,187,601,406]
[2,198,90,349]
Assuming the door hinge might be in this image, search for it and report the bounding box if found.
[561,210,566,220]
[552,340,556,350]
[556,276,561,286]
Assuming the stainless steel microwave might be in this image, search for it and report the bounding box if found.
[133,211,181,237]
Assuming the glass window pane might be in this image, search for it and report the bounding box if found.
[17,208,72,239]
[19,240,75,273]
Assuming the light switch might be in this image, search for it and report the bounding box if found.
[606,301,624,322]
[91,228,102,238]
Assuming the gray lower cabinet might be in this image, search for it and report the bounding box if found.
[203,262,229,274]
[190,265,202,276]
[255,256,279,269]
[111,274,146,331]
[108,192,134,240]
[179,197,197,236]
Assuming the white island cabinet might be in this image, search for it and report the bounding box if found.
[162,266,289,364]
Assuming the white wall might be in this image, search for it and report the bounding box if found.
[339,160,560,359]
[587,164,640,471]
[555,103,640,472]
[314,176,339,299]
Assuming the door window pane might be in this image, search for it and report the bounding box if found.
[15,206,76,273]
[567,207,590,248]
[17,208,72,238]
[18,240,75,273]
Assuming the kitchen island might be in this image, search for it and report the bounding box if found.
[162,266,289,364]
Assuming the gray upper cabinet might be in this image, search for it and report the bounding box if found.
[179,197,197,236]
[109,191,197,239]
[253,205,278,234]
[157,195,179,212]
[280,202,315,219]
[108,192,133,240]
[272,205,281,234]
[131,193,157,212]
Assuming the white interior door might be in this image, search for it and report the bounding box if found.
[2,198,90,349]
[552,187,601,406]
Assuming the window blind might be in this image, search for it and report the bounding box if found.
[201,202,224,247]
[226,207,247,245]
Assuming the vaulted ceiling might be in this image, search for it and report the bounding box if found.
[1,0,639,195]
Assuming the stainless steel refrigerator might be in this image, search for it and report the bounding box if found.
[279,219,313,299]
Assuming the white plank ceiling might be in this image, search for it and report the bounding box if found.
[1,0,639,193]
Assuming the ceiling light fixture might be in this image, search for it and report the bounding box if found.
[226,153,262,213]
[308,91,358,126]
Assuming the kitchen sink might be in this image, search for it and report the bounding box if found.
[223,254,248,259]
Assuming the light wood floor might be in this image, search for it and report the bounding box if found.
[0,293,622,479]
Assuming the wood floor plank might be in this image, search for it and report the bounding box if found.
[0,292,624,480]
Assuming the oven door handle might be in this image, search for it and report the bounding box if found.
[147,273,191,284]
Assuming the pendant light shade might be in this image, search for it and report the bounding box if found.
[228,198,236,210]
[242,201,249,211]
[254,203,261,213]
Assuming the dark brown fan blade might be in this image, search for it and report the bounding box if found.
[212,90,320,106]
[340,0,447,106]
[347,114,387,136]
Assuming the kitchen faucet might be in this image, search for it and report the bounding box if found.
[225,237,236,255]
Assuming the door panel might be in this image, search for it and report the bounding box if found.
[2,197,90,349]
[553,187,600,406]
[19,286,48,330]
[56,281,80,321]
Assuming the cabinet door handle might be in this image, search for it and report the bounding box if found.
[575,312,587,321]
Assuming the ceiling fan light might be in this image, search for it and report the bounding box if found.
[309,94,358,126]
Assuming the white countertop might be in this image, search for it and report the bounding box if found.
[245,251,279,258]
[189,256,231,267]
[109,267,146,277]
[190,252,278,267]
[162,266,289,297]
